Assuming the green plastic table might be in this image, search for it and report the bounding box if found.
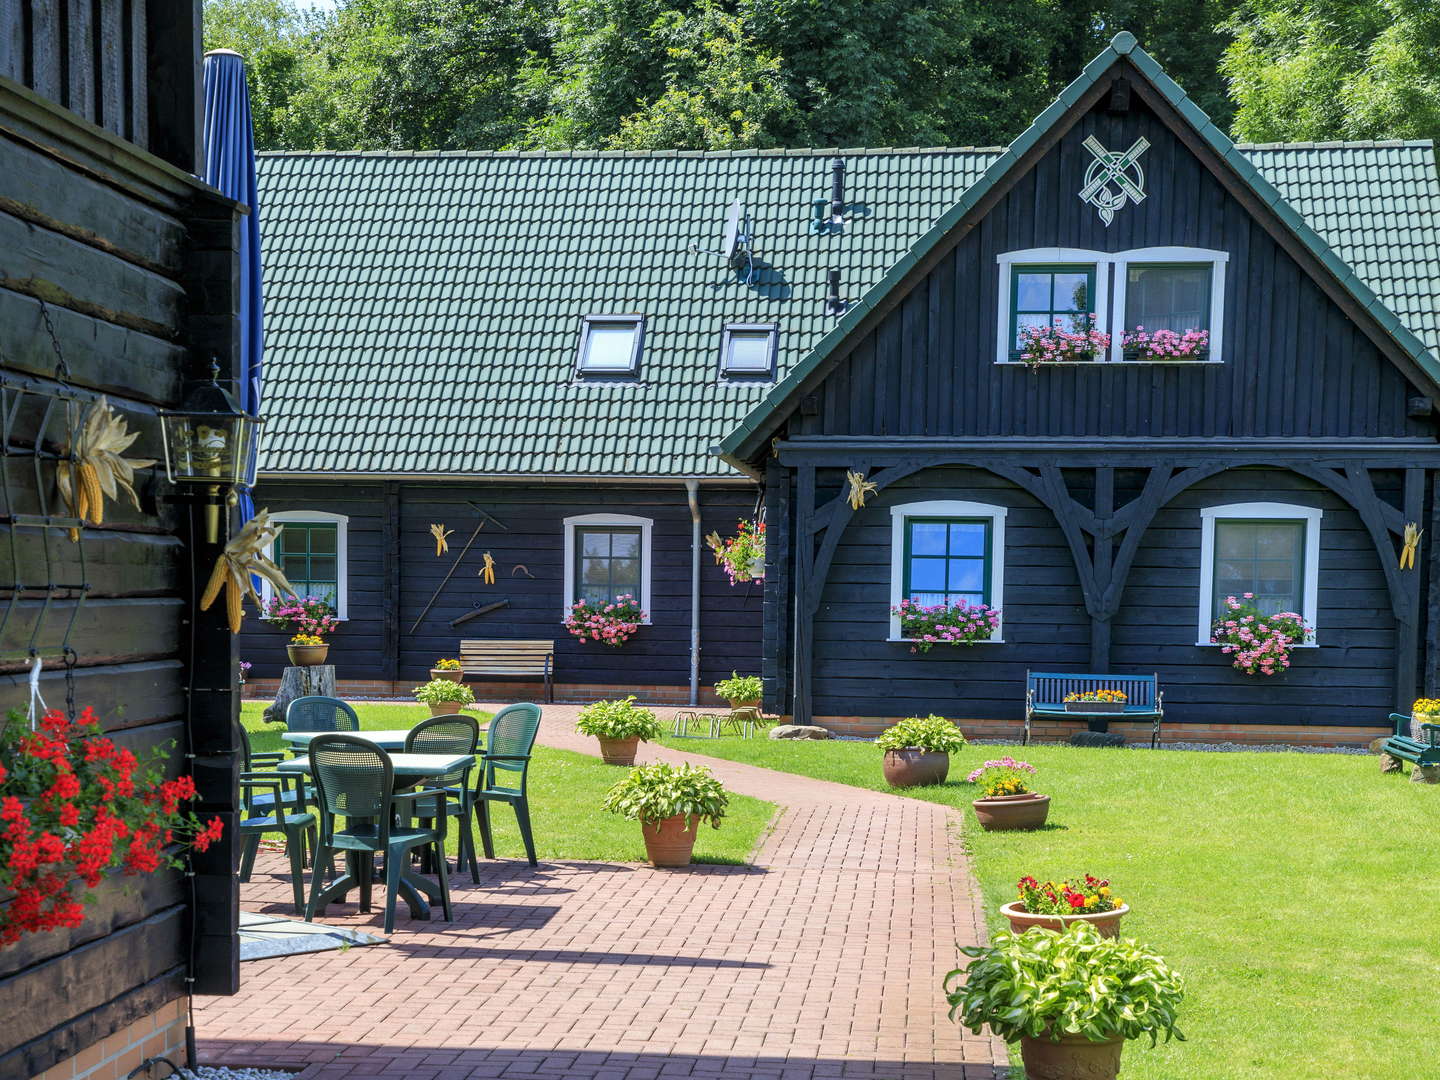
[276,751,475,920]
[282,730,417,752]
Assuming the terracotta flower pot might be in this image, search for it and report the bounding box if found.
[972,792,1050,831]
[881,749,950,787]
[286,644,329,666]
[641,813,700,867]
[1001,901,1129,938]
[431,668,466,684]
[1019,1032,1124,1080]
[724,698,761,710]
[428,701,468,716]
[598,736,640,766]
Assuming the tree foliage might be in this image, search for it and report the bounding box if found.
[203,0,1435,153]
[1223,0,1440,144]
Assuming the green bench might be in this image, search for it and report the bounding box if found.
[1382,713,1440,773]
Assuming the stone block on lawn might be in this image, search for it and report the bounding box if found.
[769,724,832,740]
[1410,764,1440,784]
[1379,752,1404,774]
[1069,731,1127,748]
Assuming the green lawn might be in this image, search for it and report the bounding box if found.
[241,703,776,865]
[656,734,1439,1080]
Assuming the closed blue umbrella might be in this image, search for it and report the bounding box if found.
[202,49,264,524]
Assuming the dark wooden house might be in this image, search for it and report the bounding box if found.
[718,34,1440,743]
[0,8,241,1078]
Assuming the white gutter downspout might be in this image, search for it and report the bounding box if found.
[685,480,702,706]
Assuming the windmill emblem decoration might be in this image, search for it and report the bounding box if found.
[1079,135,1150,225]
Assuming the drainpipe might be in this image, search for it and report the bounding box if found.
[685,480,702,706]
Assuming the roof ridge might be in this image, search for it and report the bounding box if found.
[1237,139,1435,150]
[256,145,1009,159]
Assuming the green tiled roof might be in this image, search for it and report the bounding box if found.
[255,148,999,477]
[256,91,1440,478]
[719,33,1440,464]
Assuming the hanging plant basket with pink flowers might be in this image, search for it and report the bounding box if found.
[1210,594,1311,676]
[564,594,646,646]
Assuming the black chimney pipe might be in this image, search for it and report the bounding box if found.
[826,269,844,315]
[830,157,845,221]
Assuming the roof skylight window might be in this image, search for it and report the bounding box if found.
[577,315,644,377]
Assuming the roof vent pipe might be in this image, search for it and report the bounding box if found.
[826,269,845,315]
[829,157,846,223]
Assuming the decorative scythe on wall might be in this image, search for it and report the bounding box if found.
[408,503,508,634]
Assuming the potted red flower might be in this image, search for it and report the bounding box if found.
[0,706,223,944]
[1002,875,1128,938]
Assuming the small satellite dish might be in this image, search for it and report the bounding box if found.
[688,198,755,282]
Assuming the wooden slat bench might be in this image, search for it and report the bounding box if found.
[1382,712,1440,774]
[1025,671,1164,748]
[459,640,556,703]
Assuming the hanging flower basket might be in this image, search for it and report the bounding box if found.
[564,594,646,646]
[706,519,765,585]
[1210,594,1310,676]
[0,707,223,945]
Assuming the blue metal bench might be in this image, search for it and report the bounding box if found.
[1383,713,1440,772]
[1024,671,1164,748]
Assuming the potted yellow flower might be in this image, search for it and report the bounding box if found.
[967,757,1049,831]
[431,657,466,684]
[287,633,329,666]
[1412,698,1440,740]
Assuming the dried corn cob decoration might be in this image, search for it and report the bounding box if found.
[57,396,156,541]
[199,509,296,633]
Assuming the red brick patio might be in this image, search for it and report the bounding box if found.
[196,705,1006,1079]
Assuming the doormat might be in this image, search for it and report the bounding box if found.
[239,910,383,961]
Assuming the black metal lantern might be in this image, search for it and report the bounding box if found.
[159,361,262,542]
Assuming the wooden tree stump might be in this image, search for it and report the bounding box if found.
[263,665,337,723]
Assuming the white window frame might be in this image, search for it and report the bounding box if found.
[888,500,1007,643]
[996,247,1228,364]
[1109,247,1228,364]
[262,510,350,620]
[576,314,645,378]
[1197,502,1321,647]
[563,513,653,623]
[995,249,1111,366]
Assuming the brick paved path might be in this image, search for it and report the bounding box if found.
[197,705,1006,1079]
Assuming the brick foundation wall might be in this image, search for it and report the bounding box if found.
[32,1000,188,1080]
[242,679,726,708]
[815,715,1387,748]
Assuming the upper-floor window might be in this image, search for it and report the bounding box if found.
[995,247,1226,364]
[577,315,644,377]
[720,323,777,379]
[263,510,349,619]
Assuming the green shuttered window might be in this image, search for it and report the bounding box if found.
[1211,519,1305,619]
[574,526,644,606]
[1010,264,1096,351]
[902,518,992,607]
[276,522,339,607]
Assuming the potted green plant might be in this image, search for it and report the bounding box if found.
[966,757,1049,830]
[1002,875,1128,938]
[286,633,329,666]
[575,696,663,765]
[875,714,966,787]
[945,923,1184,1080]
[412,678,476,716]
[600,761,728,867]
[715,671,763,709]
[430,656,466,683]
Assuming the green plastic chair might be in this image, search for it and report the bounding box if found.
[473,703,542,868]
[305,734,453,934]
[286,695,360,733]
[404,714,480,882]
[238,724,317,914]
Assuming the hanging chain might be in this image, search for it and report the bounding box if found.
[36,297,71,383]
[62,646,77,722]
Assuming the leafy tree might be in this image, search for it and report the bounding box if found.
[1222,0,1440,143]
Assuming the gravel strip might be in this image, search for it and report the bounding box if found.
[850,734,1370,754]
[181,1068,300,1079]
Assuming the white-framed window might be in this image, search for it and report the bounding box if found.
[995,249,1109,366]
[719,323,778,379]
[1109,247,1227,363]
[563,513,653,621]
[263,510,349,620]
[1197,502,1321,646]
[995,247,1226,364]
[888,500,1007,642]
[576,315,644,377]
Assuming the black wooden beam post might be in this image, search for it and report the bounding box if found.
[1398,468,1425,710]
[762,460,792,713]
[1091,467,1114,672]
[1426,472,1440,697]
[382,480,400,687]
[792,465,815,725]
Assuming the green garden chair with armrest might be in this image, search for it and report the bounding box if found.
[404,714,481,882]
[474,703,542,868]
[286,696,361,735]
[305,734,453,934]
[238,760,317,914]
